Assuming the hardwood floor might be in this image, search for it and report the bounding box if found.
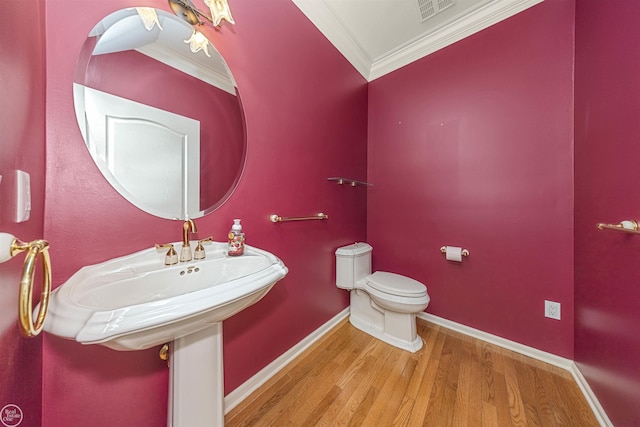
[225,319,599,426]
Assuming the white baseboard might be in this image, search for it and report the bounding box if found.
[418,313,574,369]
[419,313,611,427]
[570,363,614,427]
[224,307,350,413]
[224,308,611,426]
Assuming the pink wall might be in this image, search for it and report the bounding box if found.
[43,0,367,425]
[0,0,46,425]
[368,0,575,358]
[574,0,640,425]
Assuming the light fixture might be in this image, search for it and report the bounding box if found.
[168,0,235,27]
[185,30,211,57]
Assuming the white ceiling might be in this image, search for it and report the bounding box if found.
[292,0,543,81]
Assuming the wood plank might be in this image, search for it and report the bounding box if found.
[358,349,413,425]
[322,341,395,425]
[224,319,355,425]
[502,350,529,427]
[404,331,444,427]
[466,330,485,426]
[511,356,544,426]
[422,330,465,426]
[451,333,472,427]
[260,325,372,425]
[283,335,379,425]
[375,356,418,425]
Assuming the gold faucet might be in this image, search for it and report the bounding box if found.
[180,219,198,262]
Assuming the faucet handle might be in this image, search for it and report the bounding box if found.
[194,236,213,260]
[156,243,178,265]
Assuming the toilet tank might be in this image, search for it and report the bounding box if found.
[335,243,372,289]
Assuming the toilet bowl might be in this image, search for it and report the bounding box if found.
[335,243,430,353]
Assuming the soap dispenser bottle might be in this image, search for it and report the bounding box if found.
[228,219,245,256]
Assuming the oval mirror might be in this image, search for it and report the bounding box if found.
[73,8,246,220]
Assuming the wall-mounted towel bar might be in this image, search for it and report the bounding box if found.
[327,177,373,187]
[0,232,51,337]
[270,213,329,223]
[596,220,640,235]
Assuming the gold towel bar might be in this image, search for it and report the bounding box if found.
[270,213,329,223]
[596,220,640,235]
[1,233,51,338]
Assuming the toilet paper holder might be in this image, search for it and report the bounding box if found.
[440,246,469,257]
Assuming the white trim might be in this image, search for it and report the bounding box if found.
[224,307,350,413]
[369,0,544,81]
[570,364,614,427]
[418,313,573,369]
[136,44,236,94]
[292,0,543,82]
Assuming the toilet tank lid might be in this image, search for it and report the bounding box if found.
[366,271,427,297]
[335,242,372,256]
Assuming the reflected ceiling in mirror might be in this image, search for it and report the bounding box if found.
[73,8,246,220]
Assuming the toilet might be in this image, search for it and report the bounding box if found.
[335,242,430,353]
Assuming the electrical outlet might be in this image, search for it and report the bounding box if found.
[544,300,561,320]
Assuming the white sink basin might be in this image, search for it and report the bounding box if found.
[42,242,287,350]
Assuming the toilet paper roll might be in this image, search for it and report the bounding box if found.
[445,246,463,262]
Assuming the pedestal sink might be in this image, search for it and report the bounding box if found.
[39,242,288,426]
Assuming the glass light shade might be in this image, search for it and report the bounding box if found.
[135,7,163,31]
[185,30,211,57]
[204,0,235,26]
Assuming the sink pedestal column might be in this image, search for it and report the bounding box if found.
[168,323,224,426]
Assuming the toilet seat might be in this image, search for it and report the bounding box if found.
[365,271,427,298]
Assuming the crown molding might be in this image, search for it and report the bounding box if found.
[370,0,544,80]
[136,43,237,94]
[293,0,544,82]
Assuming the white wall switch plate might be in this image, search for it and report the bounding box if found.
[15,170,31,223]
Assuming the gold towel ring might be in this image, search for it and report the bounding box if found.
[13,239,51,337]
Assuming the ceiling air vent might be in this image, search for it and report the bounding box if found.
[417,0,456,22]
